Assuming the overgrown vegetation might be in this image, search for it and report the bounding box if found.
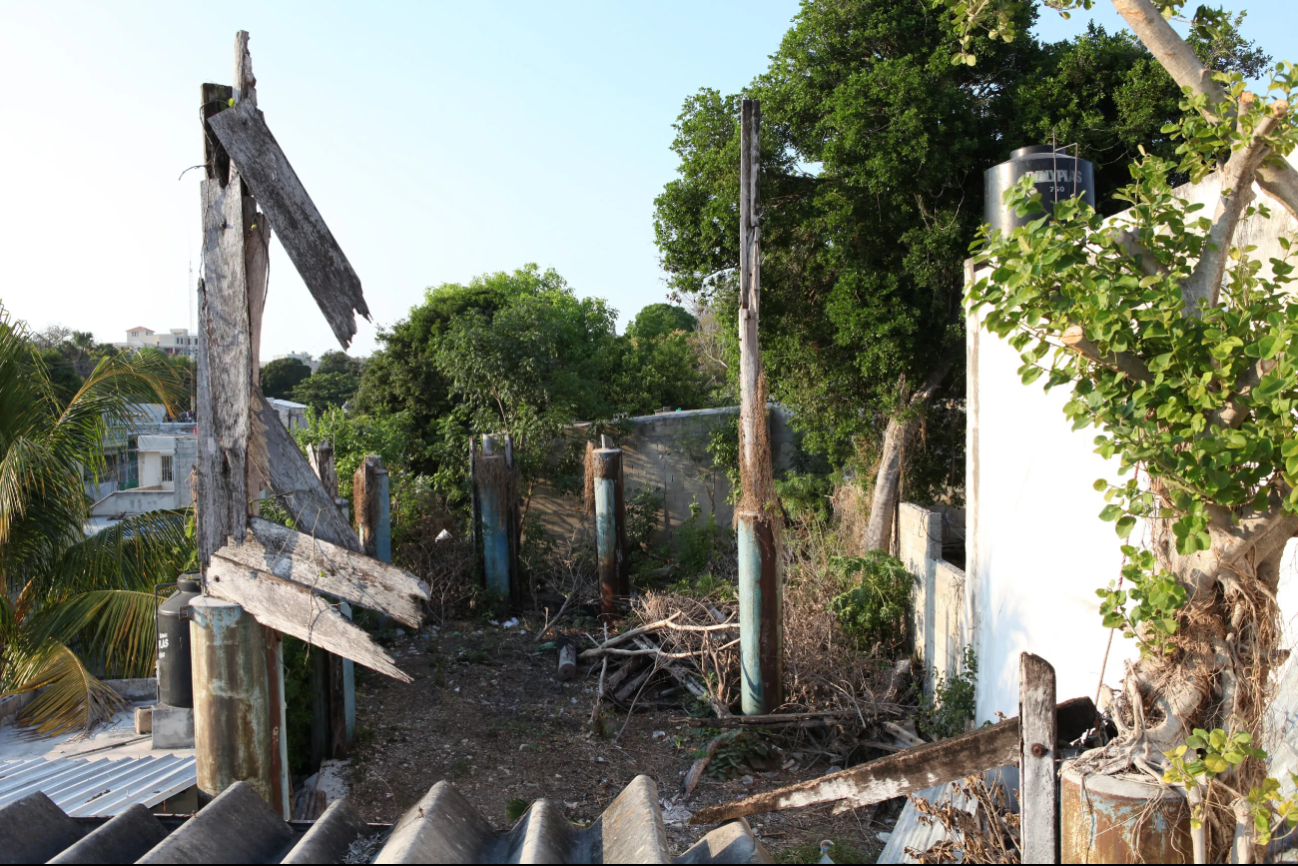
[827,551,913,652]
[917,647,978,742]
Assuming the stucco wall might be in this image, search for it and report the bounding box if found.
[898,502,968,696]
[966,160,1298,726]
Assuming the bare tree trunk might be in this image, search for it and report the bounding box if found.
[862,360,952,553]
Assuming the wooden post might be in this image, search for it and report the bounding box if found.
[194,32,288,815]
[736,98,782,715]
[353,455,380,557]
[469,436,483,586]
[375,465,392,564]
[1020,652,1059,864]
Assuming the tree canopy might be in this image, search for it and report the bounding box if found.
[652,0,1268,471]
[261,357,311,400]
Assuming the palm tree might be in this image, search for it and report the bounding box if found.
[0,307,193,735]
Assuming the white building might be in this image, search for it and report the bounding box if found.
[267,397,308,431]
[269,351,318,373]
[89,433,197,522]
[115,327,199,359]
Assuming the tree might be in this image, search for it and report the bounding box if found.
[653,0,1266,552]
[261,357,311,400]
[612,304,719,415]
[291,372,360,413]
[315,350,362,378]
[0,308,191,735]
[958,0,1298,853]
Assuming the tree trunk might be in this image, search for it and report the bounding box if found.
[862,361,952,553]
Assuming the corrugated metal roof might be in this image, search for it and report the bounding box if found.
[0,773,769,864]
[0,756,195,818]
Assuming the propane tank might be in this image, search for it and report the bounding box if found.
[984,145,1096,235]
[157,576,202,708]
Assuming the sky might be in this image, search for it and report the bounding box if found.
[2,1,1295,361]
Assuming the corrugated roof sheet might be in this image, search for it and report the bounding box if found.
[0,756,195,818]
[0,773,768,864]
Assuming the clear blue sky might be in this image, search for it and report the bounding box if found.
[2,1,1293,360]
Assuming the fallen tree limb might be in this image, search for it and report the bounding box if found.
[682,731,738,801]
[689,696,1096,824]
[672,710,901,728]
[577,614,737,661]
[632,636,729,718]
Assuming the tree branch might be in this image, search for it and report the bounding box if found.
[1110,0,1228,119]
[1209,359,1277,429]
[1061,325,1153,382]
[1109,226,1168,277]
[1183,100,1290,313]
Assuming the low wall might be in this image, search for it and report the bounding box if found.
[528,406,795,551]
[91,488,179,517]
[898,502,968,696]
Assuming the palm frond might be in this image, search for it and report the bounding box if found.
[3,643,126,738]
[28,590,159,679]
[45,510,193,597]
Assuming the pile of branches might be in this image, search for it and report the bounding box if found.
[576,592,914,770]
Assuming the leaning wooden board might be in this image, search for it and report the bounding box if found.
[206,551,411,682]
[690,696,1096,824]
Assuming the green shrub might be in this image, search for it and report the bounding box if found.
[773,471,833,526]
[917,647,977,740]
[828,551,912,650]
[676,500,722,576]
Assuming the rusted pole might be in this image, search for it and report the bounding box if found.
[737,98,782,715]
[478,435,513,601]
[307,439,354,760]
[190,597,276,810]
[593,447,625,618]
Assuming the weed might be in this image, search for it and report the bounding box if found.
[774,839,868,864]
[918,647,978,740]
[773,471,834,526]
[449,759,470,780]
[505,797,530,823]
[697,731,770,779]
[828,551,912,651]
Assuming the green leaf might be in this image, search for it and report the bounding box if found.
[1099,505,1123,522]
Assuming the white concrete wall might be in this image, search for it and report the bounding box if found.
[967,160,1298,725]
[898,502,969,695]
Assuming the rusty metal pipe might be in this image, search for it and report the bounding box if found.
[738,513,782,715]
[593,448,623,618]
[1060,764,1190,863]
[190,597,279,812]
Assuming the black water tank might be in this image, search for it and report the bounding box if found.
[157,577,201,708]
[984,145,1096,235]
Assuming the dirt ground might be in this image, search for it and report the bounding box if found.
[344,616,899,862]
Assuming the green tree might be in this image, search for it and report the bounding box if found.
[612,304,717,415]
[261,357,311,400]
[0,309,191,735]
[291,373,359,412]
[315,351,362,378]
[957,0,1298,850]
[653,0,1265,551]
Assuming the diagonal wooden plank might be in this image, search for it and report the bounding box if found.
[215,517,429,627]
[251,388,361,553]
[208,100,369,349]
[206,553,410,682]
[691,696,1096,824]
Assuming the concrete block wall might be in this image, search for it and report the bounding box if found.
[528,405,795,553]
[898,501,968,695]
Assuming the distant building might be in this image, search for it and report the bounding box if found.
[114,326,199,359]
[267,397,309,431]
[269,351,318,373]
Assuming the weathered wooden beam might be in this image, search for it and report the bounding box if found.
[196,177,252,564]
[1020,653,1059,864]
[206,553,410,682]
[207,99,369,349]
[252,390,361,553]
[690,696,1096,824]
[215,517,429,628]
[353,455,380,558]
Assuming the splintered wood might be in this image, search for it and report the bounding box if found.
[207,97,369,348]
[690,696,1095,824]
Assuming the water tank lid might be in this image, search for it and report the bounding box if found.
[177,577,201,593]
[1010,145,1072,159]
